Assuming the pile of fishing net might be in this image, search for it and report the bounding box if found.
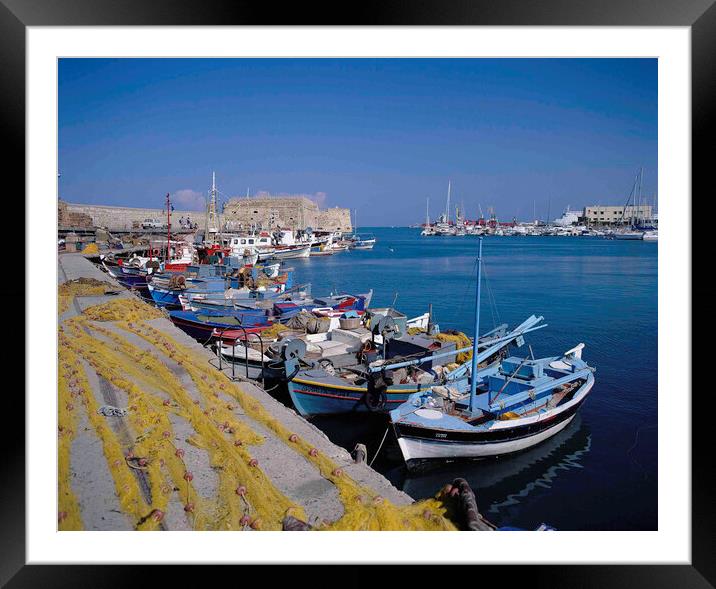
[82,297,164,322]
[80,243,99,254]
[259,323,290,340]
[58,278,116,315]
[285,311,331,334]
[436,330,473,363]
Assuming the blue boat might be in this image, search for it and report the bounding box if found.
[281,313,542,418]
[168,309,273,342]
[114,274,149,290]
[390,237,596,467]
[147,264,293,309]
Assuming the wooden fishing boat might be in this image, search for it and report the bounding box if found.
[257,244,312,261]
[168,309,273,342]
[389,237,596,468]
[281,312,544,418]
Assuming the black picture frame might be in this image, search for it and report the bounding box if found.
[4,0,706,585]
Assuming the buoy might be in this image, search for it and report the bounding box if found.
[183,471,193,482]
[288,434,298,443]
[162,431,171,438]
[175,448,185,458]
[331,468,343,477]
[235,485,247,496]
[184,502,195,513]
[234,439,243,447]
[308,448,318,457]
[151,509,164,522]
[248,458,259,467]
[240,515,252,527]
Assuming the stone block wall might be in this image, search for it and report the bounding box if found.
[62,201,207,231]
[62,196,352,233]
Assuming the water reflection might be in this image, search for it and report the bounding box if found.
[308,406,592,516]
[395,416,591,511]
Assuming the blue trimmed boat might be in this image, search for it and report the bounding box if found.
[281,314,545,418]
[389,237,596,468]
[168,309,273,342]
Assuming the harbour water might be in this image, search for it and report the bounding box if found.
[287,227,658,531]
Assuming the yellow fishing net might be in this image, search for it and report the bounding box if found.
[58,278,116,315]
[81,243,99,255]
[258,322,290,340]
[58,294,461,531]
[436,331,473,363]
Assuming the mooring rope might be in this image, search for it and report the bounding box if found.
[368,427,390,467]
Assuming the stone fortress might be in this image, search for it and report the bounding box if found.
[222,194,351,232]
[59,193,352,233]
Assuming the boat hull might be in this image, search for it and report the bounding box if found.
[169,313,271,343]
[613,232,644,240]
[393,378,593,467]
[397,414,575,466]
[287,377,427,417]
[258,245,312,261]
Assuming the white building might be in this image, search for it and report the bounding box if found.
[583,205,652,225]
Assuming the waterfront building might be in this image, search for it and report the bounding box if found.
[583,204,653,225]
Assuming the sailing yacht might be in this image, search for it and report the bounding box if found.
[420,197,436,236]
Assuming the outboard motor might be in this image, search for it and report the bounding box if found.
[280,338,307,382]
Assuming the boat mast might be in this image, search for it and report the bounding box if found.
[446,181,451,224]
[205,171,221,245]
[468,237,483,414]
[426,197,430,227]
[165,192,171,263]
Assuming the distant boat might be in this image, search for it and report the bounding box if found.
[349,236,376,250]
[613,230,644,240]
[349,209,376,249]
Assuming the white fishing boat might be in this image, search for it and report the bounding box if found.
[258,244,312,260]
[348,209,376,249]
[390,237,596,468]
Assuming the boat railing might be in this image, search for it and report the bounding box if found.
[215,326,266,388]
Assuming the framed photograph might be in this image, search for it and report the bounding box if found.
[6,0,706,585]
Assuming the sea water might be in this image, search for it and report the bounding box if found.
[287,227,657,531]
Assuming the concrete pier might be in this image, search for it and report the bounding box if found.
[58,254,413,531]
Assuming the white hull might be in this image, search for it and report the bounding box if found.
[259,245,311,260]
[397,415,576,463]
[613,232,644,240]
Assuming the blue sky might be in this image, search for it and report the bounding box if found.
[58,58,657,225]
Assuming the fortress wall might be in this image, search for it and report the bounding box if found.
[62,197,352,233]
[62,202,207,231]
